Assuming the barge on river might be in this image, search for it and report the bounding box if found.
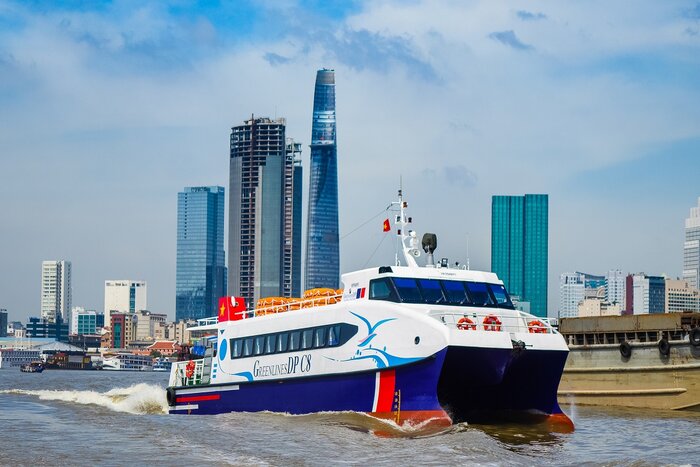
[558,313,700,410]
[166,194,573,429]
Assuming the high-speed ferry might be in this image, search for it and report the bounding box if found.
[166,194,573,430]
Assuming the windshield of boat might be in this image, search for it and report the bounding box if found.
[368,276,514,309]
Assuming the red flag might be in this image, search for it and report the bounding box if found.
[218,296,246,322]
[382,218,391,232]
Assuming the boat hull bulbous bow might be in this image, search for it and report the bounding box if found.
[437,345,572,429]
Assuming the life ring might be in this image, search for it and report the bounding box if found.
[185,360,195,379]
[457,317,476,330]
[527,320,547,334]
[658,338,670,357]
[619,341,632,359]
[483,314,502,332]
[166,387,176,406]
[690,327,700,347]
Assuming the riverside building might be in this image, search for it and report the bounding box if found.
[491,194,549,318]
[41,260,72,324]
[176,186,227,321]
[684,197,700,290]
[605,269,626,307]
[104,280,146,320]
[228,116,303,308]
[625,273,665,314]
[665,278,700,313]
[305,68,340,290]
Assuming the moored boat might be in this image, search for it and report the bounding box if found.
[166,193,573,430]
[20,361,45,373]
[102,353,153,371]
[557,313,700,411]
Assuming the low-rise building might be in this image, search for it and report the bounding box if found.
[665,278,700,313]
[135,310,168,341]
[577,298,622,317]
[110,313,137,349]
[146,340,181,357]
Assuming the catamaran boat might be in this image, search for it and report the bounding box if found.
[166,193,573,430]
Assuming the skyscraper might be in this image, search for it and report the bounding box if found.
[228,116,302,308]
[684,197,700,289]
[491,194,548,318]
[176,186,227,321]
[305,69,340,290]
[41,260,72,324]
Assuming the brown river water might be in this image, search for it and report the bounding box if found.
[0,370,698,466]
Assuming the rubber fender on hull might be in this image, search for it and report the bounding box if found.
[166,387,176,406]
[690,327,700,347]
[657,338,670,357]
[619,341,632,359]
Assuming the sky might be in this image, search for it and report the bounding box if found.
[1,0,699,322]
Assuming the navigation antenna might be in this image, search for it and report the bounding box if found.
[466,234,471,270]
[392,186,421,268]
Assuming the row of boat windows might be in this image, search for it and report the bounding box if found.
[369,277,514,309]
[229,323,358,359]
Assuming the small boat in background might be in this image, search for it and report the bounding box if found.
[20,362,45,373]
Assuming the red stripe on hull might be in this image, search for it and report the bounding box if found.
[176,394,221,403]
[376,369,396,412]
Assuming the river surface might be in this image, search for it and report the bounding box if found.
[0,370,698,466]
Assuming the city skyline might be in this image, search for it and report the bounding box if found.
[1,2,699,321]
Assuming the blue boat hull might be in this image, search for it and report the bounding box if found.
[437,345,571,427]
[169,349,450,426]
[169,345,572,429]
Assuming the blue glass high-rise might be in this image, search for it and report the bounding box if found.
[176,186,227,321]
[305,69,340,289]
[491,194,548,317]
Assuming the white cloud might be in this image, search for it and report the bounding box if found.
[0,0,699,319]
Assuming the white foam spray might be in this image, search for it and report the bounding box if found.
[0,383,168,414]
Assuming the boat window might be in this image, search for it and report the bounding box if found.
[227,324,358,359]
[242,337,254,357]
[264,335,276,354]
[369,278,397,301]
[417,279,444,304]
[301,329,314,350]
[254,336,265,355]
[314,327,327,348]
[289,331,301,351]
[392,277,424,303]
[277,333,289,353]
[231,339,242,358]
[489,284,514,309]
[442,280,470,305]
[328,325,339,346]
[466,282,494,306]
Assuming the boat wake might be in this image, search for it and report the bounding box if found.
[0,383,168,415]
[273,410,453,438]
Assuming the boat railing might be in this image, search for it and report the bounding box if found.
[170,359,206,387]
[434,310,556,334]
[196,317,219,327]
[233,293,344,319]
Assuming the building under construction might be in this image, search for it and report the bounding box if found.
[228,116,302,309]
